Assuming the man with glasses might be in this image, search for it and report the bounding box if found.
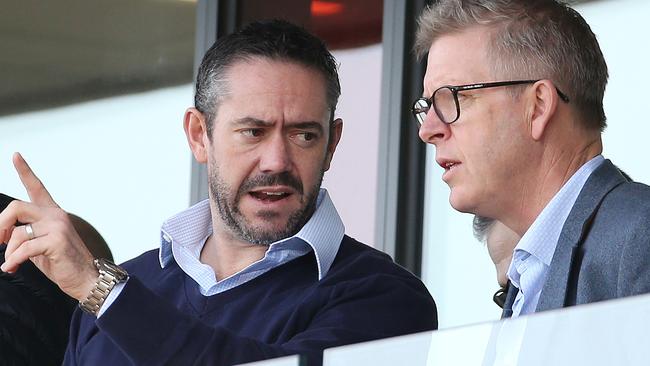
[0,20,436,365]
[414,0,650,317]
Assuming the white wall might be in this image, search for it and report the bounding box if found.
[421,0,650,329]
[323,44,383,246]
[0,85,193,263]
[581,0,650,183]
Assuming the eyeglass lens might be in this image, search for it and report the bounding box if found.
[433,87,458,123]
[413,98,429,125]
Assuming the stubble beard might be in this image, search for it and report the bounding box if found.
[208,162,323,246]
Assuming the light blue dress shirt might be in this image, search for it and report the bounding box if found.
[99,188,344,316]
[158,188,345,294]
[507,155,604,316]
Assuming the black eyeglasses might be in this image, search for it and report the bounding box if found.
[411,79,570,125]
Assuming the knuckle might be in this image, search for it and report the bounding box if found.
[6,200,22,211]
[7,229,21,246]
[19,240,32,252]
[51,209,68,221]
[6,226,17,239]
[52,218,70,233]
[10,245,28,263]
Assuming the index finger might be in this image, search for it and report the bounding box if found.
[12,152,58,208]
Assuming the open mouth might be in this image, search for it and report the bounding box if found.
[249,190,292,203]
[437,159,461,171]
[443,162,460,171]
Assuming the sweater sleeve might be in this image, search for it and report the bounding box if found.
[65,273,436,366]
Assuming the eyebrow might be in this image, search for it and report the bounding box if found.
[232,117,273,127]
[424,78,467,96]
[232,117,325,133]
[289,121,324,133]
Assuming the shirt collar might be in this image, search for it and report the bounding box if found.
[508,155,605,275]
[159,188,344,280]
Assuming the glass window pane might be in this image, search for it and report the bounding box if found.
[0,0,197,262]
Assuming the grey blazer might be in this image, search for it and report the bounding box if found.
[503,159,650,317]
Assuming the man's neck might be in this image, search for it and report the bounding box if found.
[200,229,269,282]
[496,256,512,288]
[505,137,603,237]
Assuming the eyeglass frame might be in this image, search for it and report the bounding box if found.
[411,79,570,125]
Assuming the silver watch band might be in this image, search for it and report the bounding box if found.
[79,258,128,316]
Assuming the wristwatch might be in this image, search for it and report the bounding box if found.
[79,258,129,316]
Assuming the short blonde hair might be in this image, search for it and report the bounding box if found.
[415,0,608,131]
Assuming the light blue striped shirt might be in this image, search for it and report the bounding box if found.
[507,155,604,316]
[99,188,344,316]
[158,188,345,295]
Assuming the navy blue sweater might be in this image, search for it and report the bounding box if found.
[64,235,437,365]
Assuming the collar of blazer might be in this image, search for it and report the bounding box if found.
[536,160,628,312]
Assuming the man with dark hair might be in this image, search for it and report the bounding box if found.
[0,20,436,365]
[414,0,650,318]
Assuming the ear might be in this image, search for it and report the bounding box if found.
[323,118,343,172]
[184,107,210,163]
[529,80,560,141]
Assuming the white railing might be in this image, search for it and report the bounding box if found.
[240,292,650,365]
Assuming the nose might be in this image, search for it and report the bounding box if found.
[418,110,451,145]
[259,133,292,173]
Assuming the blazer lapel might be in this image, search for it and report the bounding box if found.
[536,160,626,312]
